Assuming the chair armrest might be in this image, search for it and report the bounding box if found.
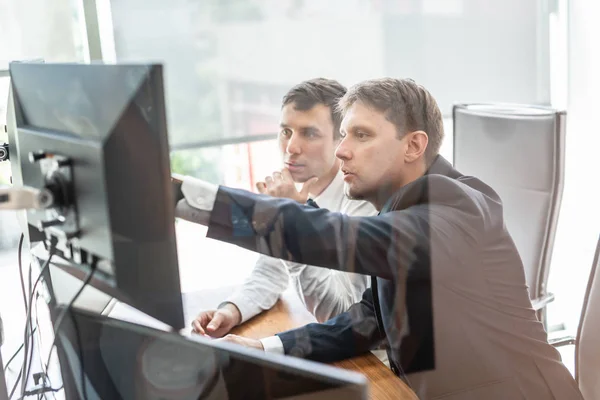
[550,336,576,347]
[531,292,555,311]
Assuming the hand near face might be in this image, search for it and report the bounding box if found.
[256,168,318,204]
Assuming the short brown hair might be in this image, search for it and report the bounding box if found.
[338,78,444,164]
[282,78,347,140]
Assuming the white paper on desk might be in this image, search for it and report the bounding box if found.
[105,301,172,332]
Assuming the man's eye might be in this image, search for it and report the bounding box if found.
[357,131,368,139]
[280,129,292,137]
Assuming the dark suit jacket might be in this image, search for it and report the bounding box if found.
[207,156,581,399]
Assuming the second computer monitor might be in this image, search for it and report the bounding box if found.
[9,62,184,329]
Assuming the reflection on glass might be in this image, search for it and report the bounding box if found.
[109,0,551,149]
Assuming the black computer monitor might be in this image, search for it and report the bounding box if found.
[56,307,368,400]
[8,62,184,329]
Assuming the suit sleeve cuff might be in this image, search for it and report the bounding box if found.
[260,336,285,355]
[181,175,219,211]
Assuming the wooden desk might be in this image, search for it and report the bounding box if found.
[229,290,417,400]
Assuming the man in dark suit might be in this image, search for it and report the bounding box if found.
[174,78,582,399]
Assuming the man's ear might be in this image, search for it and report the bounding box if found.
[404,131,428,163]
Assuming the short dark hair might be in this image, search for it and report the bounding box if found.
[282,78,347,140]
[338,78,444,164]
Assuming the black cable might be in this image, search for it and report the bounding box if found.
[43,259,97,371]
[33,296,44,396]
[18,234,28,315]
[14,384,63,400]
[43,259,97,400]
[71,308,86,400]
[13,259,35,399]
[4,234,28,398]
[2,327,37,373]
[33,294,57,400]
[17,234,39,399]
[10,234,29,392]
[24,265,35,396]
[8,241,57,400]
[10,242,57,399]
[8,364,23,399]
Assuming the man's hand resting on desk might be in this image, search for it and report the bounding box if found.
[216,334,264,351]
[192,303,242,338]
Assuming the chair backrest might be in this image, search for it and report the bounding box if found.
[576,235,600,399]
[453,104,566,303]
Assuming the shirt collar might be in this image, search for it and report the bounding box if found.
[312,169,344,207]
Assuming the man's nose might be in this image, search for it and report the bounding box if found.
[286,134,301,155]
[335,138,351,161]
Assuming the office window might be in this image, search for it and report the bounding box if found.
[171,138,281,188]
[106,0,552,150]
[0,0,85,64]
[0,0,86,247]
[0,0,87,247]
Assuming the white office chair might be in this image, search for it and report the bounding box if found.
[453,104,566,327]
[552,235,600,399]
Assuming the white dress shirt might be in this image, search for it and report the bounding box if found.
[179,171,377,354]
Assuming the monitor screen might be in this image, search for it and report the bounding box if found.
[9,62,184,329]
[55,307,368,400]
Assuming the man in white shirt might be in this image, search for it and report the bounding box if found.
[191,78,376,338]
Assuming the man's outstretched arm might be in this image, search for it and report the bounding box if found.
[176,175,482,283]
[193,184,425,282]
[174,178,399,280]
